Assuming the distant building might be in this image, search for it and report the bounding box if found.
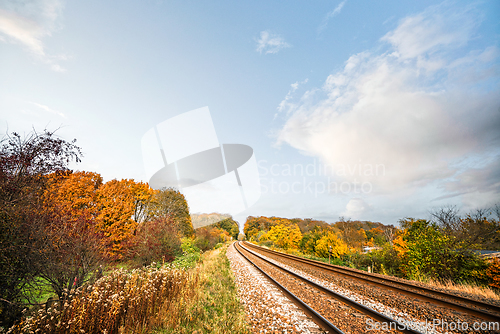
[362,246,381,254]
[472,250,500,259]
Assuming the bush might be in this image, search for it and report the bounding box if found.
[259,240,274,248]
[370,244,402,276]
[194,226,231,252]
[132,217,182,266]
[486,258,500,288]
[397,218,489,282]
[173,238,202,269]
[8,265,190,334]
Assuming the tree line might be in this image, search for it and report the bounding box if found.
[244,210,500,287]
[0,130,238,328]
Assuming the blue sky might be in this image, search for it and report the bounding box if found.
[1,0,499,226]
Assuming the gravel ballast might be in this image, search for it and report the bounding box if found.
[226,243,323,333]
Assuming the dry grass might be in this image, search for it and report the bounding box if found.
[7,264,193,334]
[155,244,250,334]
[7,244,250,334]
[422,279,500,301]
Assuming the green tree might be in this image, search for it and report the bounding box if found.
[299,226,324,255]
[214,217,240,240]
[398,218,486,281]
[148,187,194,237]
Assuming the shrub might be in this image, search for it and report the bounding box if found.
[486,258,500,289]
[173,238,202,269]
[132,217,182,266]
[8,264,190,334]
[397,218,488,282]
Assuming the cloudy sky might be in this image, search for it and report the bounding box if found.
[1,0,499,226]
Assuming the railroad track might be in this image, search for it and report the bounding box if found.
[235,241,423,334]
[243,241,500,324]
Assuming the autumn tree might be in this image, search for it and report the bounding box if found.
[195,226,231,251]
[299,226,326,255]
[95,179,138,258]
[244,216,277,240]
[148,187,193,237]
[335,218,367,249]
[315,232,349,258]
[213,217,240,240]
[133,216,182,265]
[291,218,332,234]
[458,210,500,250]
[39,170,105,299]
[486,258,500,289]
[382,225,399,246]
[43,170,102,222]
[0,130,82,326]
[129,181,156,224]
[365,227,386,246]
[37,214,105,301]
[431,205,500,250]
[261,223,302,250]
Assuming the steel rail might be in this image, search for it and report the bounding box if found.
[233,242,343,334]
[243,241,500,323]
[237,242,422,334]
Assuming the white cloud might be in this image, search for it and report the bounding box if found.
[382,3,477,60]
[30,102,67,118]
[276,79,308,116]
[342,198,371,219]
[318,0,346,33]
[277,3,500,202]
[0,0,66,71]
[256,31,291,55]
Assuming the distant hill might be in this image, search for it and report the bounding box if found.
[191,213,231,229]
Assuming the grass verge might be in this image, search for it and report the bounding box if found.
[6,244,249,334]
[154,244,250,334]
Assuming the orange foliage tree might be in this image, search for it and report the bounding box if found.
[43,170,103,222]
[95,179,157,258]
[96,180,135,258]
[129,181,156,223]
[486,258,500,289]
[40,171,105,297]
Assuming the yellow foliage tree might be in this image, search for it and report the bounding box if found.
[315,232,348,258]
[262,223,302,250]
[393,234,408,257]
